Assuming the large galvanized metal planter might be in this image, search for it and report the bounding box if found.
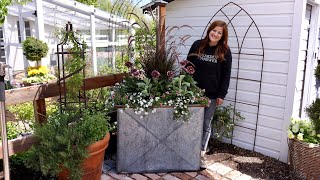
[117,106,204,173]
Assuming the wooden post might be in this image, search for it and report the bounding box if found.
[158,3,166,51]
[33,99,46,123]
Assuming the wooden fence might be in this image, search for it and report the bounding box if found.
[0,73,125,158]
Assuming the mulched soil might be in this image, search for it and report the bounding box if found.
[207,140,290,180]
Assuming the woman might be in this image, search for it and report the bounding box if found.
[187,20,232,168]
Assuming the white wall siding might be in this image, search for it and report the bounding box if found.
[166,0,296,162]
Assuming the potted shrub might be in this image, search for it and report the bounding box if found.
[287,99,320,179]
[22,37,49,66]
[111,15,210,173]
[24,110,111,180]
[22,37,51,85]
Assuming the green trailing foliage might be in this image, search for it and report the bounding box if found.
[212,105,244,141]
[0,0,31,25]
[22,37,49,62]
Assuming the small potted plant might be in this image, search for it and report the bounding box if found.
[22,37,51,85]
[287,99,320,179]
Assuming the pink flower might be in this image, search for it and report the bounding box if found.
[125,61,133,68]
[151,70,160,79]
[179,60,189,67]
[167,71,175,79]
[131,68,140,77]
[186,66,195,74]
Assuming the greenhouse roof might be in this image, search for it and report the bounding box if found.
[7,0,130,30]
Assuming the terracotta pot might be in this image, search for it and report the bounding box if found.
[58,132,110,180]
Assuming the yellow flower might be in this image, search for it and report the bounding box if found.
[27,66,49,76]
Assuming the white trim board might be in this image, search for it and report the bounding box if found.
[280,0,306,163]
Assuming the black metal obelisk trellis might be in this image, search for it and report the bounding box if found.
[56,22,87,113]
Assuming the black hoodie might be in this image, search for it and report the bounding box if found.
[187,40,232,99]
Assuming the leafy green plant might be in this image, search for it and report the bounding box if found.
[99,53,129,74]
[7,102,34,135]
[22,37,49,62]
[212,105,244,140]
[315,64,320,80]
[306,98,320,134]
[24,110,110,180]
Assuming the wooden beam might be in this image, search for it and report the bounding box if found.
[159,3,166,50]
[0,135,39,159]
[33,99,46,123]
[5,73,127,105]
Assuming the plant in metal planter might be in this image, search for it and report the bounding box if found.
[287,100,320,179]
[112,13,209,173]
[23,22,111,180]
[111,14,209,121]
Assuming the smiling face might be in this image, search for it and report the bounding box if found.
[208,26,223,46]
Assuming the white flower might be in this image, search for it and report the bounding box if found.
[145,112,148,115]
[309,143,315,148]
[152,109,156,113]
[292,123,300,133]
[287,130,295,139]
[140,116,144,119]
[297,133,304,141]
[155,97,160,101]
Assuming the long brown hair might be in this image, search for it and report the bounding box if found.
[198,20,229,61]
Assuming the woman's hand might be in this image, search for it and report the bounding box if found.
[216,98,224,106]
